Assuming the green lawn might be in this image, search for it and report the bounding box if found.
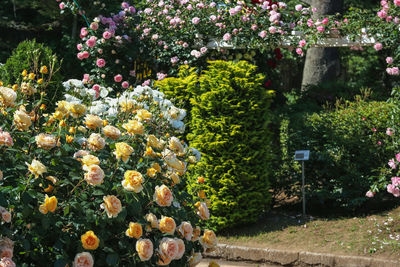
[219,205,400,260]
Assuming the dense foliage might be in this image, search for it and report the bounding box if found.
[276,91,397,209]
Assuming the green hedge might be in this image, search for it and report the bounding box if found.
[185,61,274,230]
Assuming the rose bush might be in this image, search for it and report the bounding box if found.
[0,68,216,266]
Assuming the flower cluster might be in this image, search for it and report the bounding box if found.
[0,71,216,266]
[0,237,15,267]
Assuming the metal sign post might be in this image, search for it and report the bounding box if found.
[294,150,310,217]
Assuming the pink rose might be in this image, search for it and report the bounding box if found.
[103,31,112,39]
[396,153,400,162]
[388,159,396,169]
[374,43,383,51]
[77,53,84,60]
[299,39,306,47]
[365,191,374,198]
[96,58,106,68]
[90,22,99,31]
[59,2,65,9]
[258,31,267,38]
[268,26,276,34]
[394,0,400,6]
[86,37,97,48]
[223,33,231,41]
[77,43,83,51]
[122,81,129,88]
[296,48,303,56]
[82,51,90,59]
[295,4,302,11]
[0,258,15,267]
[192,17,200,24]
[114,74,123,82]
[317,26,325,33]
[386,57,393,64]
[386,127,394,136]
[80,27,88,37]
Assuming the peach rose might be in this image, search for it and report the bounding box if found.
[113,142,134,163]
[174,238,185,260]
[102,125,121,140]
[20,82,36,95]
[159,216,176,235]
[125,222,142,239]
[13,108,32,131]
[136,109,152,122]
[35,133,57,150]
[200,229,218,249]
[158,237,178,260]
[73,252,94,267]
[81,231,99,250]
[168,137,185,154]
[84,114,103,130]
[122,170,143,192]
[0,86,17,106]
[1,211,11,223]
[84,165,104,185]
[122,120,144,135]
[154,185,173,207]
[169,172,181,185]
[88,133,105,151]
[0,257,16,267]
[0,247,13,259]
[177,221,193,241]
[145,213,159,229]
[73,150,90,159]
[100,195,122,218]
[26,159,47,178]
[135,238,153,261]
[197,202,210,220]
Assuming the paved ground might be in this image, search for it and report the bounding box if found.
[199,259,281,267]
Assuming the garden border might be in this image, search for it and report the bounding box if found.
[205,244,399,266]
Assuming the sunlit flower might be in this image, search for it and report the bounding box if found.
[81,231,99,250]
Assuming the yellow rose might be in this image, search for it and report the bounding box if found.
[68,103,86,118]
[164,153,185,174]
[144,146,157,158]
[55,100,69,114]
[102,125,121,140]
[84,165,104,186]
[145,213,159,229]
[100,195,122,218]
[147,135,164,150]
[154,185,173,207]
[35,133,57,150]
[136,109,152,122]
[81,231,99,250]
[177,221,193,241]
[26,159,47,178]
[198,176,205,184]
[66,135,74,144]
[159,216,176,235]
[170,172,181,185]
[198,190,206,199]
[152,163,161,173]
[122,120,144,135]
[197,202,210,220]
[146,168,157,178]
[200,229,218,249]
[81,155,100,169]
[113,142,133,163]
[22,69,28,76]
[168,137,185,154]
[84,114,103,130]
[37,78,44,85]
[0,86,17,107]
[88,133,105,151]
[122,170,143,192]
[40,66,48,74]
[39,195,58,214]
[28,73,35,80]
[13,108,32,131]
[135,238,153,261]
[125,222,142,239]
[174,238,185,260]
[119,99,140,112]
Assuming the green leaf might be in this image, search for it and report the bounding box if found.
[106,253,119,266]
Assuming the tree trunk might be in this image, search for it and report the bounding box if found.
[301,0,343,91]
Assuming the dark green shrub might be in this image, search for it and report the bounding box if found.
[0,39,63,105]
[186,61,274,231]
[276,90,397,210]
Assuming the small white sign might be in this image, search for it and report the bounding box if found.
[294,150,310,161]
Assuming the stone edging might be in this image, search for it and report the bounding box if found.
[205,244,399,267]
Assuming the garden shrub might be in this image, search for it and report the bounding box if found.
[0,39,64,106]
[186,61,274,231]
[276,91,397,210]
[0,72,216,265]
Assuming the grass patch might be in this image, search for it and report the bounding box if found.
[218,205,400,260]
